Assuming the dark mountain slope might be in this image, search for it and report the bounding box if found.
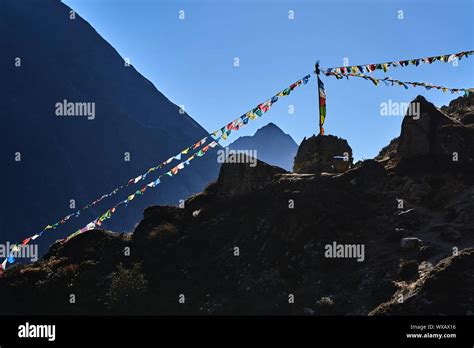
[0,0,221,251]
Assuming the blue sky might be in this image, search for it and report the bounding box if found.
[63,0,473,160]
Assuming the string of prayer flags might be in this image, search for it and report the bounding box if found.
[59,139,217,245]
[1,259,7,273]
[1,75,311,273]
[325,71,470,95]
[55,150,205,245]
[322,50,474,76]
[317,76,327,135]
[314,61,327,135]
[20,133,216,244]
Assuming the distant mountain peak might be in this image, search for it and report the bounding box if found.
[254,122,287,135]
[258,122,279,130]
[229,122,298,171]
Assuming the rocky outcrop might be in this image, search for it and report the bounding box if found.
[370,249,474,315]
[293,135,353,174]
[441,92,474,124]
[1,95,473,316]
[215,156,287,198]
[375,137,399,162]
[397,96,457,158]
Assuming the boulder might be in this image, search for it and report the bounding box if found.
[397,96,456,158]
[293,134,353,174]
[418,244,440,260]
[401,237,422,249]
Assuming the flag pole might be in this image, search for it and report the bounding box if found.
[314,61,324,136]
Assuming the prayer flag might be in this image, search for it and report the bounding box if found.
[317,76,327,135]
